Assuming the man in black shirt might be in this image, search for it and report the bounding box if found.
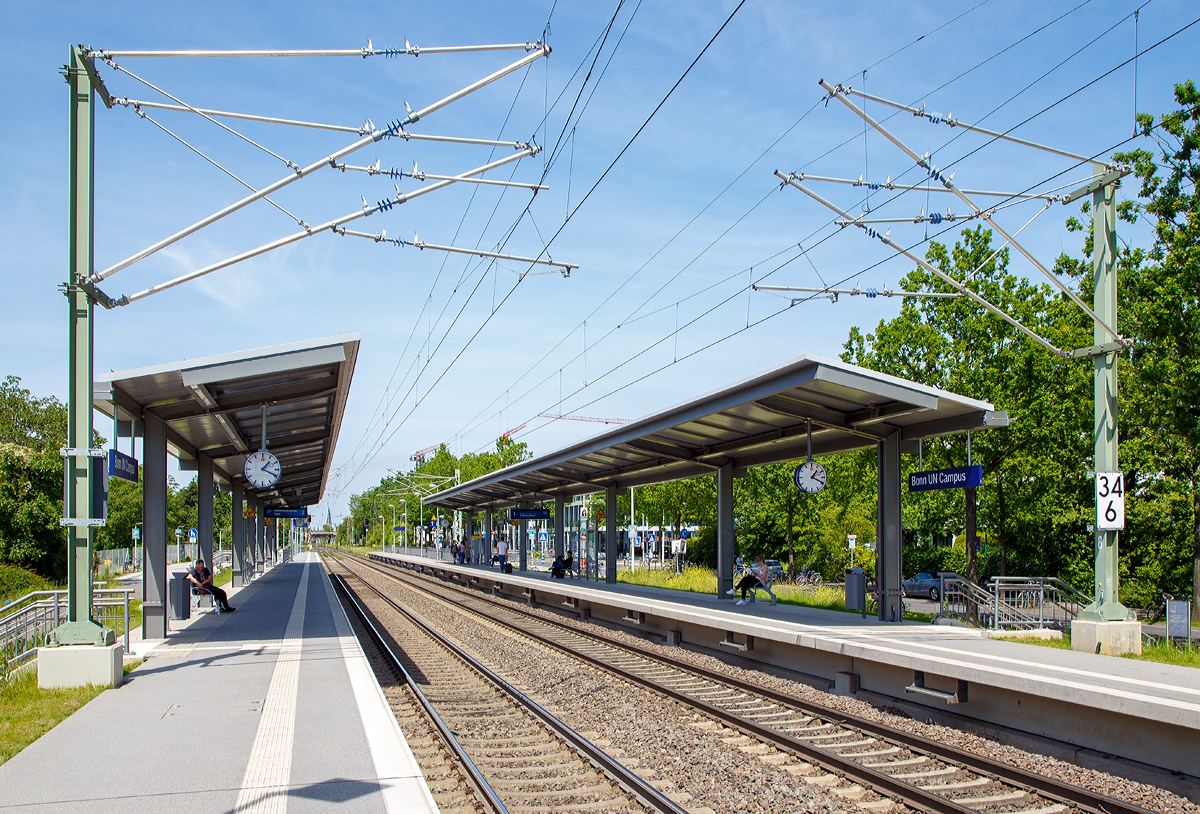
[186,558,235,613]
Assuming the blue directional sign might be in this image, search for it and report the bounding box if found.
[266,508,308,518]
[908,465,983,492]
[109,449,138,483]
[510,508,550,520]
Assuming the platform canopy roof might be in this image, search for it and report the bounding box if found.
[93,334,359,510]
[426,353,1008,512]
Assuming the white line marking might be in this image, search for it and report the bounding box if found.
[233,559,309,814]
[318,554,438,814]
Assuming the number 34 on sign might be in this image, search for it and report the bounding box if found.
[1095,472,1125,531]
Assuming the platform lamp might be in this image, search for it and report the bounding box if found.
[377,514,385,549]
[389,504,396,552]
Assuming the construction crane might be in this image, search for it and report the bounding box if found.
[410,444,438,461]
[539,413,631,425]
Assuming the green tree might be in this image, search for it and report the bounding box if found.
[1116,80,1200,614]
[0,444,66,580]
[843,226,1093,587]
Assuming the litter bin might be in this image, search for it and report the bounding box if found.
[844,568,865,613]
[170,571,191,620]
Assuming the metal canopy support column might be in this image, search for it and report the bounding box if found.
[605,484,618,584]
[484,509,493,564]
[554,496,565,559]
[519,505,529,572]
[877,431,903,622]
[1083,167,1131,621]
[464,509,474,563]
[197,455,213,569]
[142,413,168,639]
[255,500,265,570]
[717,462,735,598]
[232,481,245,586]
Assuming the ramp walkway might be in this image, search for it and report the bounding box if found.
[0,552,436,814]
[376,551,1200,778]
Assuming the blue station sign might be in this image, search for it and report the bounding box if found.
[510,508,551,520]
[908,465,983,492]
[265,507,308,518]
[109,449,139,483]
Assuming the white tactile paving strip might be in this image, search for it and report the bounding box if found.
[233,559,309,814]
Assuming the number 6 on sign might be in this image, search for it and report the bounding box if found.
[1095,471,1125,531]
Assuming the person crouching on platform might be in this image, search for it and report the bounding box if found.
[727,555,768,606]
[187,558,235,613]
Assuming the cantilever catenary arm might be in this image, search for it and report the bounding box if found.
[91,44,549,284]
[775,171,1069,358]
[337,228,577,273]
[89,42,542,59]
[117,147,538,305]
[820,80,1122,344]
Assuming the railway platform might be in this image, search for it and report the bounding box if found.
[374,551,1200,780]
[0,552,436,814]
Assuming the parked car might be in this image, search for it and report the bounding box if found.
[902,571,959,602]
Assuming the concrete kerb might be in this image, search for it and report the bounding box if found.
[370,551,1200,777]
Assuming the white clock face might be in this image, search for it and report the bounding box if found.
[793,460,827,494]
[244,450,281,489]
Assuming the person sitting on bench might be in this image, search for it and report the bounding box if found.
[551,551,574,578]
[726,554,774,606]
[186,558,235,613]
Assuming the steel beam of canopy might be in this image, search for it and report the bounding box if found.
[717,462,735,599]
[53,46,114,647]
[554,497,566,560]
[605,484,619,584]
[198,454,213,569]
[877,432,903,623]
[142,413,168,639]
[232,481,246,587]
[92,45,550,284]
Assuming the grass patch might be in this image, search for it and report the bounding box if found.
[616,566,931,621]
[123,659,142,676]
[213,567,232,588]
[0,669,104,767]
[0,566,52,606]
[1003,633,1200,668]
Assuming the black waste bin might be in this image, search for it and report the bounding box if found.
[844,568,865,613]
[169,571,191,620]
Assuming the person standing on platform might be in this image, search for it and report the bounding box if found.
[186,558,235,613]
[497,537,509,571]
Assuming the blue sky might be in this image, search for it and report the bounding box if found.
[1,0,1194,524]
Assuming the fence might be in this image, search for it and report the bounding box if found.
[96,544,235,575]
[0,589,134,674]
[939,575,1092,631]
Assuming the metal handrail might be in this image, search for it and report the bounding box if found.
[939,576,1093,630]
[0,588,132,673]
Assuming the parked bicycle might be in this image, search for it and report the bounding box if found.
[791,570,823,587]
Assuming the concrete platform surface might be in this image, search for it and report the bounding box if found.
[378,553,1200,736]
[0,553,436,814]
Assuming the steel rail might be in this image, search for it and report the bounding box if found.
[328,569,509,814]
[362,552,1161,814]
[335,559,689,814]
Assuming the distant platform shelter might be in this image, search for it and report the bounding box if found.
[424,353,1007,621]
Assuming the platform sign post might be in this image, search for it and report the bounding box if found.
[848,534,857,569]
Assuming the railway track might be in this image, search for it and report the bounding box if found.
[343,551,1159,814]
[326,556,689,814]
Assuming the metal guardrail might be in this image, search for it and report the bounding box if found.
[939,575,1092,630]
[0,589,133,673]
